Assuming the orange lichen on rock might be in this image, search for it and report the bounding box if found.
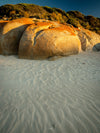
[48,24,76,36]
[2,18,34,34]
[10,18,34,24]
[73,27,81,31]
[35,21,53,26]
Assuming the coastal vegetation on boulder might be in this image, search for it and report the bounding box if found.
[0,3,100,35]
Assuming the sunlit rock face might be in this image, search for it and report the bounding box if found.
[0,18,34,55]
[19,22,81,59]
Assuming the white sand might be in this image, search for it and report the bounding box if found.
[0,51,100,133]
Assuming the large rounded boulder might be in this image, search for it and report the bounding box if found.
[0,18,34,55]
[19,23,81,59]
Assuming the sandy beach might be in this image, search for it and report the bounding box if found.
[0,51,100,133]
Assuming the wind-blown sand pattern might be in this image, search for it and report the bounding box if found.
[0,51,100,133]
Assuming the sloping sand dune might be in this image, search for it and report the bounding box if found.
[0,51,100,133]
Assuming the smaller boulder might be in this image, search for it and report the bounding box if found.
[93,43,100,51]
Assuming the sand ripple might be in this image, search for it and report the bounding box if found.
[0,52,100,133]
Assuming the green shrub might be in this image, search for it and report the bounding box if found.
[67,11,85,20]
[67,18,80,28]
[53,8,67,16]
[81,21,90,29]
[43,6,56,13]
[85,15,99,27]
